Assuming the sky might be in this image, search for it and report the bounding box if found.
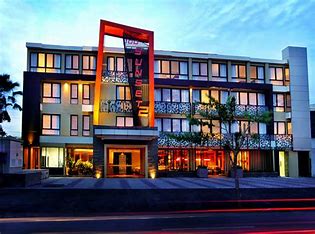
[0,0,315,137]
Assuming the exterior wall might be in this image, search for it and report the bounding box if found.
[288,151,299,177]
[282,47,311,151]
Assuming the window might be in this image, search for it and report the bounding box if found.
[42,114,60,135]
[70,84,78,104]
[116,57,124,71]
[212,63,227,81]
[82,55,96,75]
[155,118,162,132]
[65,55,79,74]
[249,93,257,105]
[286,94,291,111]
[274,122,286,135]
[157,118,190,132]
[70,115,78,136]
[232,64,246,82]
[154,60,188,79]
[30,53,61,73]
[270,67,284,86]
[285,68,290,83]
[192,62,207,81]
[192,90,201,102]
[116,117,134,127]
[250,66,264,83]
[41,147,64,168]
[82,84,90,104]
[240,92,248,105]
[107,57,115,71]
[273,93,285,112]
[155,88,189,103]
[42,83,61,103]
[116,86,131,100]
[82,115,90,136]
[258,93,266,106]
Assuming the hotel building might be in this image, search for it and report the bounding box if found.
[22,20,312,178]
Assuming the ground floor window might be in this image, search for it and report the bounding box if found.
[66,148,93,176]
[41,147,64,168]
[158,148,273,174]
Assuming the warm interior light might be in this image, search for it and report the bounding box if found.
[74,149,94,153]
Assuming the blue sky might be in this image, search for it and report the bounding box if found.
[0,0,315,137]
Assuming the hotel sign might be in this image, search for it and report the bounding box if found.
[123,39,149,126]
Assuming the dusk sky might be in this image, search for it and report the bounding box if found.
[0,0,315,137]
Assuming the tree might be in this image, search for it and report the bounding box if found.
[0,74,23,136]
[169,95,272,194]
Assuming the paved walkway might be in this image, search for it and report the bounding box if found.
[37,176,315,189]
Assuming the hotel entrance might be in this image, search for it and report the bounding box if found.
[106,148,146,178]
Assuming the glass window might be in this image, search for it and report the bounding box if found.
[200,63,207,76]
[240,92,248,105]
[232,65,238,78]
[270,67,276,79]
[211,90,219,101]
[274,122,285,135]
[212,64,219,77]
[182,119,189,132]
[163,119,171,132]
[180,62,188,75]
[239,65,246,78]
[162,89,171,102]
[107,57,115,71]
[172,119,181,132]
[249,93,257,105]
[258,93,265,106]
[250,122,258,134]
[42,83,61,103]
[273,93,285,112]
[201,90,209,103]
[192,124,200,132]
[66,55,79,73]
[116,86,130,101]
[70,84,78,104]
[161,61,170,73]
[250,66,256,79]
[38,53,45,67]
[154,89,161,102]
[117,117,125,127]
[82,115,90,136]
[232,64,246,79]
[171,61,179,74]
[220,64,227,77]
[221,91,228,104]
[41,147,64,168]
[192,90,200,102]
[83,84,90,104]
[287,122,292,135]
[285,68,290,81]
[154,60,160,73]
[212,120,220,134]
[181,90,189,102]
[82,55,96,74]
[172,89,180,102]
[257,67,264,79]
[116,57,124,71]
[276,68,283,80]
[192,63,199,76]
[125,117,133,127]
[155,118,162,132]
[259,123,267,134]
[42,114,60,135]
[46,54,53,68]
[231,92,239,104]
[30,53,37,67]
[70,115,78,136]
[231,121,239,133]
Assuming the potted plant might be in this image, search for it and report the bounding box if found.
[196,165,208,178]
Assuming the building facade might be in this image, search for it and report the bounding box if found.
[22,20,312,178]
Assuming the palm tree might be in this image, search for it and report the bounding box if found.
[0,74,23,136]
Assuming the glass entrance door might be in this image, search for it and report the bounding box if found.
[107,148,145,177]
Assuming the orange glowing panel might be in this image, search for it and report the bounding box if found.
[93,20,155,127]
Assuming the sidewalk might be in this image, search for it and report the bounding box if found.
[38,176,315,189]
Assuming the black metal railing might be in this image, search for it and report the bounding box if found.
[154,101,191,114]
[101,70,129,84]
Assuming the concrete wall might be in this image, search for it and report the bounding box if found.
[282,47,311,151]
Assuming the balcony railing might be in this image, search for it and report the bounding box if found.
[193,103,268,116]
[154,101,191,114]
[158,132,292,150]
[102,70,129,84]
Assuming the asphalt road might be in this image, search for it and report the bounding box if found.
[1,210,315,234]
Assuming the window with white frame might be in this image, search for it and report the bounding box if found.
[82,115,90,136]
[82,84,90,104]
[70,115,78,136]
[70,84,78,104]
[82,55,96,75]
[192,62,207,81]
[116,116,134,127]
[65,54,79,74]
[30,53,61,73]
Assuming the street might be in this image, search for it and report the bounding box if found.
[1,209,315,234]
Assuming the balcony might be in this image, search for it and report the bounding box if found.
[158,132,292,150]
[154,101,191,114]
[102,70,129,84]
[193,103,268,116]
